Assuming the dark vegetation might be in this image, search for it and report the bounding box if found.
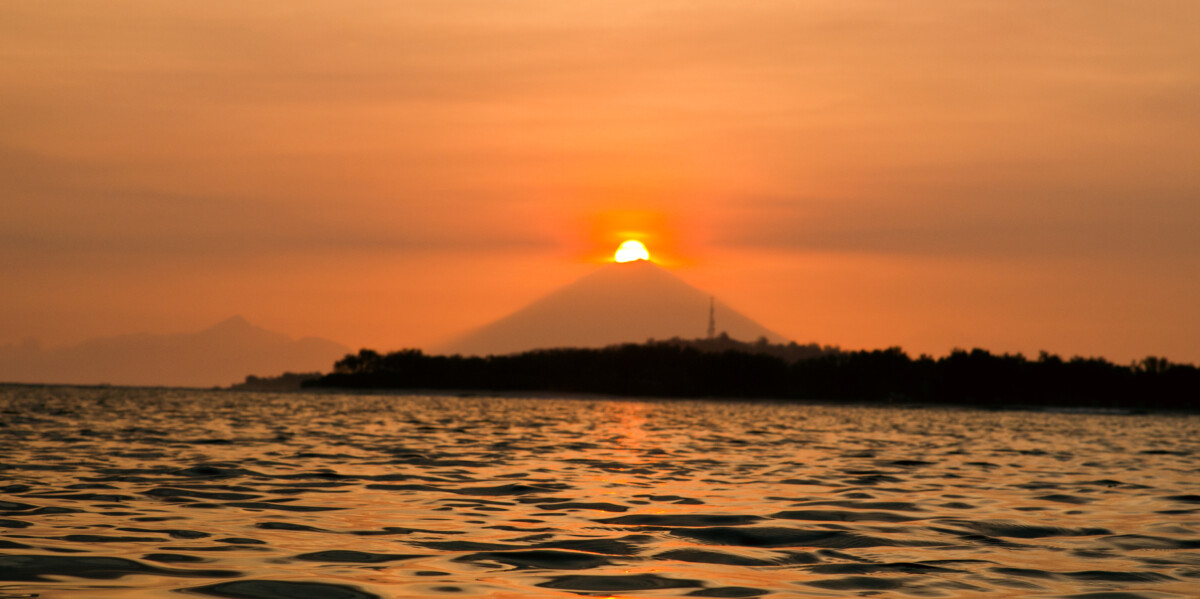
[645,334,842,363]
[304,339,1198,410]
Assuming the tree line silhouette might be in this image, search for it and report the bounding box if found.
[304,342,1198,410]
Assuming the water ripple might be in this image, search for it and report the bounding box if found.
[0,386,1197,598]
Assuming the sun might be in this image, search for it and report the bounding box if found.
[614,240,650,263]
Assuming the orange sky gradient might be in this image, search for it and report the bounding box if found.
[2,1,1198,365]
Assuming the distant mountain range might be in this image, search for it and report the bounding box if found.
[439,260,788,356]
[0,316,349,388]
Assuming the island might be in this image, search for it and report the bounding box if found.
[299,338,1199,411]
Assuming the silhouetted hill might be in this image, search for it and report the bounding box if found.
[439,260,787,356]
[0,316,349,388]
[308,343,1199,411]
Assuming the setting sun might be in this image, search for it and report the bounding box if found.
[614,240,650,263]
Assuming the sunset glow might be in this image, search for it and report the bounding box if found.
[614,240,650,263]
[2,5,1198,597]
[0,1,1197,368]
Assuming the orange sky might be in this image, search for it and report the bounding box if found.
[2,1,1198,364]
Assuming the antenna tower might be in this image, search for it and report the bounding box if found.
[707,296,716,339]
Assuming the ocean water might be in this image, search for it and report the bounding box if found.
[0,386,1197,599]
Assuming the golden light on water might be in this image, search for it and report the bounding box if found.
[614,240,650,263]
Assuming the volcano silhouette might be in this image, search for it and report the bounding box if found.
[0,316,349,388]
[439,260,787,356]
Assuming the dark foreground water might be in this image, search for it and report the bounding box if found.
[1,386,1197,599]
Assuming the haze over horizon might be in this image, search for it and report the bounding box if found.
[0,315,349,388]
[3,2,1199,366]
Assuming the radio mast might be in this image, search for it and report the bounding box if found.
[707,296,716,339]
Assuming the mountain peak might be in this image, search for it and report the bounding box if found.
[439,263,787,356]
[211,315,252,329]
[0,317,350,388]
